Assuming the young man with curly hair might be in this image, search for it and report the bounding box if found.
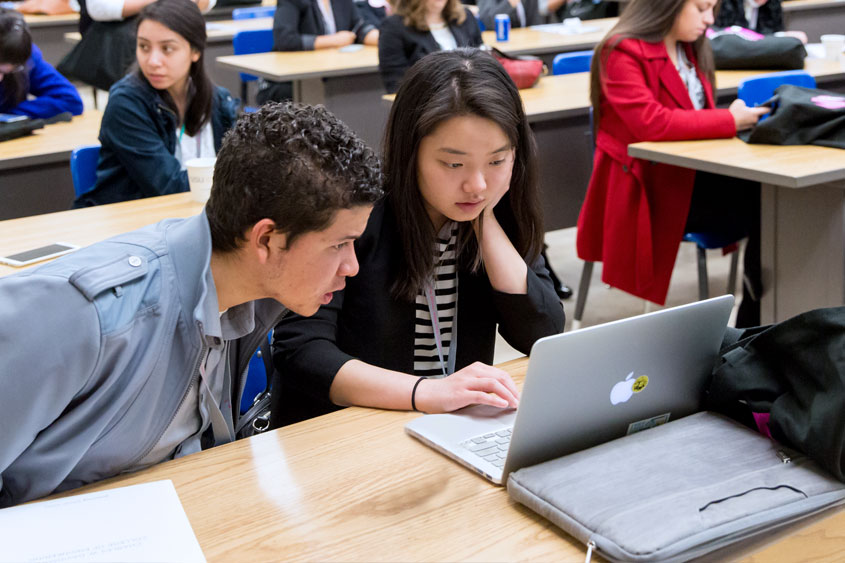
[0,102,383,507]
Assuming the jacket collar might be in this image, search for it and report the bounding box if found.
[640,41,713,109]
[165,212,286,344]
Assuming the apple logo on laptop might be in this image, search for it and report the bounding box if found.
[610,372,650,405]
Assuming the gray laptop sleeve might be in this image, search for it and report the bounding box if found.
[507,412,845,562]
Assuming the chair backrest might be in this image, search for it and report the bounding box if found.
[70,144,101,198]
[552,50,593,75]
[232,29,275,83]
[737,70,816,108]
[231,6,275,19]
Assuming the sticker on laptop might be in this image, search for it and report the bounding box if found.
[609,371,650,405]
[627,413,671,435]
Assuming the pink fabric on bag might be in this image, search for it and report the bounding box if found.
[753,412,773,438]
[706,26,765,41]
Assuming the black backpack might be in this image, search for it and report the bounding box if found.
[705,307,845,481]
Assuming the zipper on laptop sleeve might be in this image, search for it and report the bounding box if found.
[585,540,596,563]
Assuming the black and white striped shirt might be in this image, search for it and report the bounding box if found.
[413,223,459,377]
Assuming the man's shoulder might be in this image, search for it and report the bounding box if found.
[22,220,182,332]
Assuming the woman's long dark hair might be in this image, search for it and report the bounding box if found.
[135,0,213,136]
[383,48,544,302]
[589,0,717,128]
[0,8,32,110]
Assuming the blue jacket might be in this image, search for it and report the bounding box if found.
[0,213,287,507]
[0,44,83,119]
[75,74,238,207]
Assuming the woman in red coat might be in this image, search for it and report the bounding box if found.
[576,0,769,325]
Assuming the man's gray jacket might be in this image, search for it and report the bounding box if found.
[0,212,286,507]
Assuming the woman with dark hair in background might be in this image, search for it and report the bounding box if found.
[75,0,237,206]
[271,48,565,426]
[0,8,82,118]
[377,0,482,93]
[576,0,769,326]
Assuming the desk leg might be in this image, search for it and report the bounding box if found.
[760,181,845,324]
[295,78,326,106]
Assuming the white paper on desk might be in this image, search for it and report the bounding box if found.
[0,480,206,563]
[532,23,600,35]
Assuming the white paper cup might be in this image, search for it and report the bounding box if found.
[820,34,845,61]
[185,157,216,202]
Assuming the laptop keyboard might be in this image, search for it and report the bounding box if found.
[460,427,513,468]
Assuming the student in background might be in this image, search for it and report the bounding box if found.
[0,101,383,508]
[271,0,378,51]
[81,0,214,33]
[377,0,482,93]
[75,0,237,206]
[714,0,807,42]
[355,0,389,28]
[256,0,379,103]
[0,9,83,118]
[576,0,769,327]
[272,48,565,427]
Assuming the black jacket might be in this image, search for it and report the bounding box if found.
[75,74,237,207]
[478,0,541,31]
[377,10,483,93]
[271,199,565,426]
[714,0,784,35]
[273,0,377,51]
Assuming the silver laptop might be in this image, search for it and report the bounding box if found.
[405,295,734,485]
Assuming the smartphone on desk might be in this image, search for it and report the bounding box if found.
[0,113,28,123]
[0,242,80,267]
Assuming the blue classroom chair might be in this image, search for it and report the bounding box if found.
[70,144,101,198]
[232,6,276,19]
[232,28,275,107]
[737,70,816,108]
[240,331,273,415]
[551,50,593,75]
[737,70,816,123]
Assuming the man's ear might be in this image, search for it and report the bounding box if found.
[247,219,286,264]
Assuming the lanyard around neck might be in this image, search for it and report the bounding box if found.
[423,278,458,378]
[178,124,203,157]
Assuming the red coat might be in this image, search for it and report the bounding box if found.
[576,38,736,305]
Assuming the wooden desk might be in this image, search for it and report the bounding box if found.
[482,17,617,59]
[783,0,845,42]
[29,355,844,561]
[629,138,845,323]
[0,193,202,278]
[0,111,102,221]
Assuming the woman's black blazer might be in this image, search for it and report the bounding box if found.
[714,0,784,35]
[271,199,565,426]
[273,0,376,51]
[377,9,483,93]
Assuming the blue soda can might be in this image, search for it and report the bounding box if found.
[495,14,510,42]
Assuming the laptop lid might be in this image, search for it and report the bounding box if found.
[405,295,734,485]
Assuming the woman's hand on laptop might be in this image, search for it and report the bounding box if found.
[415,362,520,413]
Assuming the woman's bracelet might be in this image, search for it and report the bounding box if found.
[411,377,425,412]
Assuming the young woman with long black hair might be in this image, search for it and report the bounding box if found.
[271,48,565,426]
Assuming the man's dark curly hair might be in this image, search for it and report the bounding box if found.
[207,102,384,252]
